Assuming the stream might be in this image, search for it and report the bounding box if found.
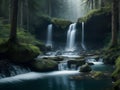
[0,53,113,90]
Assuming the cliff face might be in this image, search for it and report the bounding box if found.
[77,8,111,49]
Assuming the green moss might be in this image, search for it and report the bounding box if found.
[112,56,120,77]
[80,63,92,72]
[30,59,58,72]
[114,80,120,87]
[0,22,44,46]
[112,56,120,89]
[78,7,111,22]
[0,41,41,63]
[7,43,41,63]
[92,71,103,78]
[52,18,72,29]
[102,46,120,64]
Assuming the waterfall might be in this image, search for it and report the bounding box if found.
[58,61,68,70]
[86,58,103,65]
[81,22,86,50]
[66,23,77,51]
[46,24,53,48]
[58,61,76,71]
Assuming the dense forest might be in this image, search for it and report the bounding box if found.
[0,0,120,90]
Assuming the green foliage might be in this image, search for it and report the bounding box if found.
[0,17,44,63]
[78,7,111,22]
[0,21,44,46]
[114,80,120,87]
[112,56,120,77]
[34,15,51,27]
[52,18,72,29]
[112,56,120,89]
[102,46,120,64]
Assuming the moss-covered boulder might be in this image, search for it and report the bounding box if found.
[51,18,72,43]
[80,63,92,72]
[30,59,58,72]
[91,71,104,79]
[52,56,64,61]
[42,56,64,62]
[52,18,72,30]
[7,43,41,63]
[0,42,41,63]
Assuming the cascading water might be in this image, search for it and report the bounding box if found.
[81,22,86,50]
[58,61,68,71]
[46,24,53,48]
[58,61,77,71]
[66,23,77,51]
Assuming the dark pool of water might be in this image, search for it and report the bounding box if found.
[0,64,113,90]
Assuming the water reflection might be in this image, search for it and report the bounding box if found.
[0,70,112,90]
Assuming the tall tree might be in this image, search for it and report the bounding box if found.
[9,0,19,43]
[110,0,119,47]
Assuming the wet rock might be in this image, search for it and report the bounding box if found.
[88,55,100,61]
[30,59,58,72]
[53,56,64,61]
[87,62,94,65]
[80,63,92,72]
[67,59,85,68]
[42,56,64,62]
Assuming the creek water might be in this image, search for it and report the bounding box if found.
[0,56,113,90]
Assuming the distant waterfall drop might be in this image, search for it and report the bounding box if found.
[81,22,86,50]
[66,23,77,51]
[46,24,53,48]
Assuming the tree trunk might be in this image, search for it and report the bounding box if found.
[9,0,19,43]
[20,0,23,28]
[26,0,29,31]
[110,0,119,47]
[48,0,51,16]
[9,0,12,23]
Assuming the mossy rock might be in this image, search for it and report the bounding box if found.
[91,71,103,79]
[30,59,58,72]
[67,59,85,68]
[52,18,72,29]
[7,43,41,63]
[78,7,111,23]
[102,47,120,64]
[80,63,92,72]
[113,80,120,89]
[52,56,64,61]
[112,56,120,78]
[112,56,120,89]
[42,56,64,62]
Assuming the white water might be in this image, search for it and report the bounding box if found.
[81,22,86,50]
[46,24,53,48]
[58,62,77,71]
[58,61,68,71]
[86,58,103,65]
[66,23,77,51]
